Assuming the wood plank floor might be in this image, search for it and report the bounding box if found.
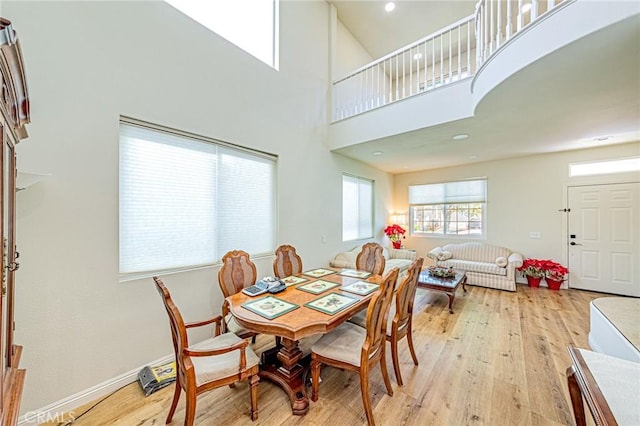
[45,284,606,425]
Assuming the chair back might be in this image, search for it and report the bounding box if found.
[218,250,257,298]
[393,258,424,331]
[154,277,190,384]
[273,244,303,278]
[362,267,399,362]
[356,242,386,275]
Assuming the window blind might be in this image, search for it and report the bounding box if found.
[342,174,373,241]
[409,179,486,205]
[119,122,276,276]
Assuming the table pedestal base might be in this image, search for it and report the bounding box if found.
[259,337,309,415]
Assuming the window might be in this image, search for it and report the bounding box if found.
[569,157,640,177]
[342,174,373,241]
[119,120,276,278]
[165,0,279,69]
[409,179,486,237]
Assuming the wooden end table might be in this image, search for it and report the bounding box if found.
[417,269,467,314]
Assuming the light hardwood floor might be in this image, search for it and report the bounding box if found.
[46,284,605,425]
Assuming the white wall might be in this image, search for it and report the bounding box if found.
[335,17,374,81]
[394,142,640,271]
[5,0,393,413]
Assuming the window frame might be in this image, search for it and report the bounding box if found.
[408,179,487,239]
[119,117,277,281]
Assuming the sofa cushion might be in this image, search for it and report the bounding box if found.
[438,259,507,276]
[437,251,453,261]
[495,256,508,267]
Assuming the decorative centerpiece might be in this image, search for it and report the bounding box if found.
[428,266,456,278]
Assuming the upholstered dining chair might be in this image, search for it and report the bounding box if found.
[218,250,259,340]
[153,277,260,425]
[348,257,424,386]
[310,267,399,426]
[356,242,386,275]
[273,244,303,278]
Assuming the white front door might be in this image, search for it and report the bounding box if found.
[568,182,640,296]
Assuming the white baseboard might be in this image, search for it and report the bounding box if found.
[18,353,174,425]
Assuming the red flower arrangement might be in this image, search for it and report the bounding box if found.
[384,224,406,249]
[518,258,569,289]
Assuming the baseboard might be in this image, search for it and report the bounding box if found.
[18,353,174,425]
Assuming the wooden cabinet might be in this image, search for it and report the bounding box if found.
[0,17,30,426]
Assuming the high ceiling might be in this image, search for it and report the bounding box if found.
[327,1,640,173]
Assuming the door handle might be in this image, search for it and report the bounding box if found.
[570,242,582,246]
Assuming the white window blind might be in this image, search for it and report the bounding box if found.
[342,174,373,241]
[119,122,276,276]
[409,179,486,205]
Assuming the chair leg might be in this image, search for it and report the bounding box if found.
[249,374,260,421]
[390,332,403,387]
[166,383,182,424]
[406,318,419,366]
[380,347,394,396]
[566,366,586,426]
[359,366,375,426]
[184,388,197,426]
[311,356,321,402]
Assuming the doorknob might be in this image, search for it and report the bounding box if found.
[570,242,582,246]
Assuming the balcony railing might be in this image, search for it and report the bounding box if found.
[332,0,568,122]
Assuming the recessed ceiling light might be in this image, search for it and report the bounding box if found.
[372,151,384,156]
[521,3,532,13]
[413,53,423,60]
[593,136,611,142]
[384,2,395,12]
[452,134,469,141]
[468,155,478,159]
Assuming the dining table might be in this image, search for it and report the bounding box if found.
[225,268,382,415]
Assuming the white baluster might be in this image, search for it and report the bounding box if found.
[448,29,453,82]
[440,34,443,86]
[395,55,399,101]
[489,0,494,54]
[517,0,523,31]
[423,40,427,91]
[497,0,502,48]
[506,0,512,40]
[402,50,406,99]
[484,0,489,59]
[531,0,538,20]
[432,36,436,89]
[457,25,461,79]
[467,21,471,74]
[409,47,413,96]
[547,0,555,11]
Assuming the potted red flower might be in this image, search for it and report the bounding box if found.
[543,261,569,290]
[518,258,546,287]
[519,258,569,290]
[383,224,406,249]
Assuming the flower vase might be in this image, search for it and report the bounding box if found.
[526,276,542,288]
[545,278,563,290]
[392,241,402,249]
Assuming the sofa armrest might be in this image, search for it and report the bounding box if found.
[427,247,443,261]
[329,249,358,269]
[507,252,524,268]
[389,248,417,260]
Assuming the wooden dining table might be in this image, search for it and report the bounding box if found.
[226,269,381,415]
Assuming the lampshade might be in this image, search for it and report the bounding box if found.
[390,213,407,226]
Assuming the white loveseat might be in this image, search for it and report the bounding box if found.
[427,242,523,291]
[329,244,417,277]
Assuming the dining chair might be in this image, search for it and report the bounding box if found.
[153,277,260,425]
[356,242,386,275]
[273,244,303,278]
[310,267,399,426]
[218,250,259,340]
[347,258,424,386]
